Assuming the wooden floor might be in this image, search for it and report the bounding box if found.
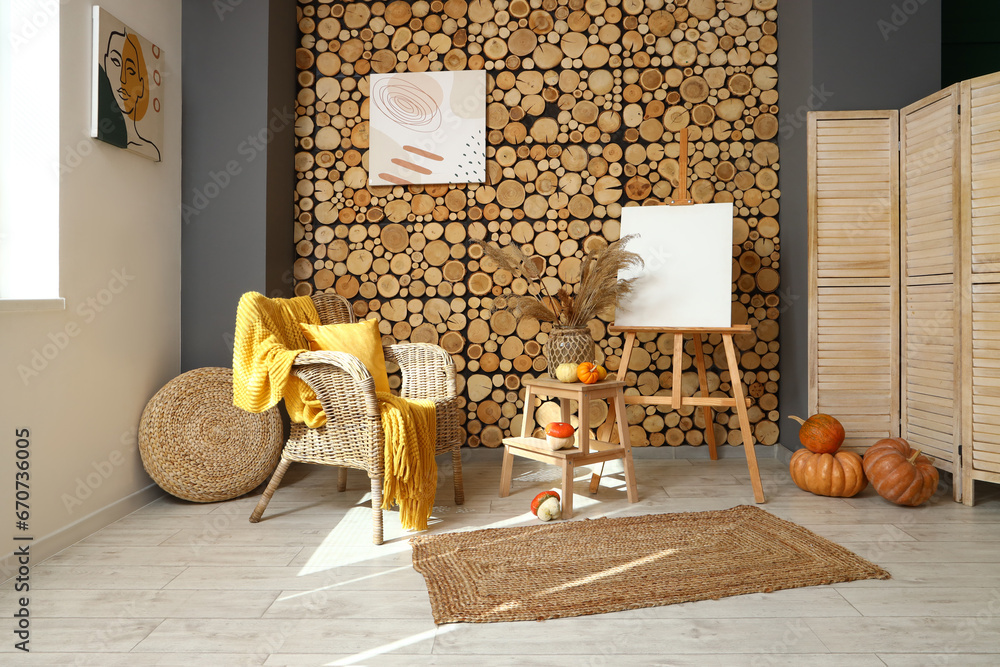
[4,449,1000,665]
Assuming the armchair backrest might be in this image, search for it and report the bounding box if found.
[311,293,355,326]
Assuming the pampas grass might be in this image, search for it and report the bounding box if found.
[478,235,644,328]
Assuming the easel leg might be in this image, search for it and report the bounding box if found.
[671,333,683,411]
[589,463,605,494]
[723,335,765,503]
[693,333,718,460]
[591,332,636,492]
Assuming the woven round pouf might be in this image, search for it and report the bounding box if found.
[139,367,283,502]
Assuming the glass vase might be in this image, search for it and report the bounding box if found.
[544,326,595,379]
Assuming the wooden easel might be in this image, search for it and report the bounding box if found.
[589,129,766,503]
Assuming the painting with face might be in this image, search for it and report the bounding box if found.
[91,7,163,162]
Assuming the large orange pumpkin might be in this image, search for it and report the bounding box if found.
[789,414,845,454]
[862,438,939,507]
[789,449,867,497]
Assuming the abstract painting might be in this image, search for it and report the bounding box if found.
[369,70,486,186]
[91,6,164,162]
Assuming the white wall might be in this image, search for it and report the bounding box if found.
[0,0,181,575]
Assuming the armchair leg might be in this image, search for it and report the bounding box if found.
[337,467,348,492]
[452,446,465,505]
[250,457,291,523]
[370,475,384,545]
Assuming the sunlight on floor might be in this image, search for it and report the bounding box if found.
[544,548,678,593]
[279,565,413,601]
[327,624,460,666]
[297,493,541,575]
[485,548,679,617]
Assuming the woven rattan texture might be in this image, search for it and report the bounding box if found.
[411,505,890,624]
[139,367,283,502]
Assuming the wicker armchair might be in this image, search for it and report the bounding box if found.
[249,293,464,544]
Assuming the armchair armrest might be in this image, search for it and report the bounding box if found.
[291,350,381,422]
[384,343,457,400]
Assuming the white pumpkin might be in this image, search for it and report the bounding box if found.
[555,363,579,383]
[536,496,561,521]
[545,435,575,450]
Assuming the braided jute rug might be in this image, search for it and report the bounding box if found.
[411,505,890,624]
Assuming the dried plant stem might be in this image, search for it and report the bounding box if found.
[477,235,644,329]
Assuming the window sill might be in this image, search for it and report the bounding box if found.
[0,298,67,312]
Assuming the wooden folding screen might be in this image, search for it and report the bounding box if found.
[809,72,1000,504]
[807,112,899,453]
[899,85,962,488]
[962,71,1000,503]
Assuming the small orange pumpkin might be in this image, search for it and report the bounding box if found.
[545,422,574,439]
[863,438,939,507]
[576,362,601,384]
[789,449,867,497]
[544,422,576,450]
[789,414,845,454]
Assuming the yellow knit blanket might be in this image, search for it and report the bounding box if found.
[232,292,326,427]
[378,392,437,531]
[232,292,438,530]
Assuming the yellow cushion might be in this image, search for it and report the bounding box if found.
[299,318,391,394]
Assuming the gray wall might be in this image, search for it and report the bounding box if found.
[776,0,941,451]
[181,0,296,370]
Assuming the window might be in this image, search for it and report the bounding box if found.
[0,0,62,308]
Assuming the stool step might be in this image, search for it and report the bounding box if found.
[503,437,623,461]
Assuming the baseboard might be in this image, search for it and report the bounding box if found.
[0,483,164,583]
[774,444,796,464]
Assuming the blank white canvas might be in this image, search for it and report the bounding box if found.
[615,203,733,328]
